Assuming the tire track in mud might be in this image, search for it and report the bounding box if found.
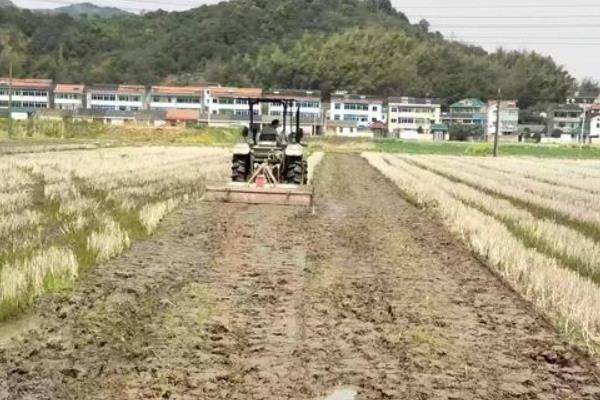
[1,153,600,399]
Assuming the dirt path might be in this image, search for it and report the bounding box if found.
[2,153,600,399]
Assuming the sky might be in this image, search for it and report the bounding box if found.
[10,0,600,83]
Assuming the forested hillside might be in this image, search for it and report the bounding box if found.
[0,0,574,107]
[48,3,133,17]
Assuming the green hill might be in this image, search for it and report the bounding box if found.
[50,3,132,17]
[0,0,574,108]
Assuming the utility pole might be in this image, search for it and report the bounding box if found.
[580,109,586,146]
[7,63,13,138]
[493,88,501,157]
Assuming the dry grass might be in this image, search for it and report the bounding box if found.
[0,146,230,319]
[364,152,600,352]
[307,151,324,184]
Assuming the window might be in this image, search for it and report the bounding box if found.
[92,94,116,101]
[334,103,341,110]
[152,96,170,103]
[372,106,378,112]
[334,115,340,120]
[299,112,320,119]
[18,90,47,97]
[391,118,397,123]
[56,93,79,100]
[390,107,398,113]
[118,95,141,102]
[176,97,200,104]
[344,103,369,111]
[22,102,47,108]
[91,105,114,111]
[297,101,320,108]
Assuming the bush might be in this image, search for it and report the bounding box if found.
[464,143,493,156]
[449,124,484,141]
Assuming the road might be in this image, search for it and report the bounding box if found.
[1,153,599,399]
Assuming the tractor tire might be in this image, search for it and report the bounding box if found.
[303,160,308,185]
[285,159,304,185]
[231,156,249,182]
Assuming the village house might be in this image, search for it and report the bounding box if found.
[443,98,487,127]
[387,96,441,138]
[487,100,519,136]
[549,103,582,136]
[149,86,203,111]
[567,91,598,111]
[329,92,384,125]
[327,92,384,137]
[54,84,85,111]
[0,78,52,117]
[86,84,146,112]
[265,89,323,136]
[203,86,262,126]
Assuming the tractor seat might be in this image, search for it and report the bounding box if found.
[258,126,278,142]
[259,132,277,142]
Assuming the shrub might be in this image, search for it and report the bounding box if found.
[464,143,493,156]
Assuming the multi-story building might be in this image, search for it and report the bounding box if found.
[487,100,519,135]
[549,104,582,136]
[86,84,146,111]
[590,115,600,140]
[329,93,384,126]
[203,87,262,122]
[149,86,203,111]
[0,78,52,113]
[266,89,322,135]
[567,91,598,111]
[387,97,441,136]
[444,98,487,127]
[54,84,85,111]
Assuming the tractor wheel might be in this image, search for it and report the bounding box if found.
[285,159,304,185]
[303,160,308,184]
[231,156,249,182]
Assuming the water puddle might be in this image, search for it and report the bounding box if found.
[324,388,358,400]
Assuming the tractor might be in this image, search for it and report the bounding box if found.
[204,98,314,207]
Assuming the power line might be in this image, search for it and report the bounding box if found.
[400,3,600,9]
[429,23,600,28]
[448,36,600,39]
[456,42,600,45]
[411,15,600,19]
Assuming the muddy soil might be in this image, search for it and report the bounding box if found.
[1,153,600,399]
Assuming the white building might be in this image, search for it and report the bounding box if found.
[387,97,441,137]
[487,100,519,135]
[87,84,146,112]
[0,78,52,113]
[590,115,600,139]
[149,86,203,110]
[266,89,322,135]
[203,87,262,123]
[329,93,384,126]
[54,84,85,111]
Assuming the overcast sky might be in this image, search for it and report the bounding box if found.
[11,0,600,83]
